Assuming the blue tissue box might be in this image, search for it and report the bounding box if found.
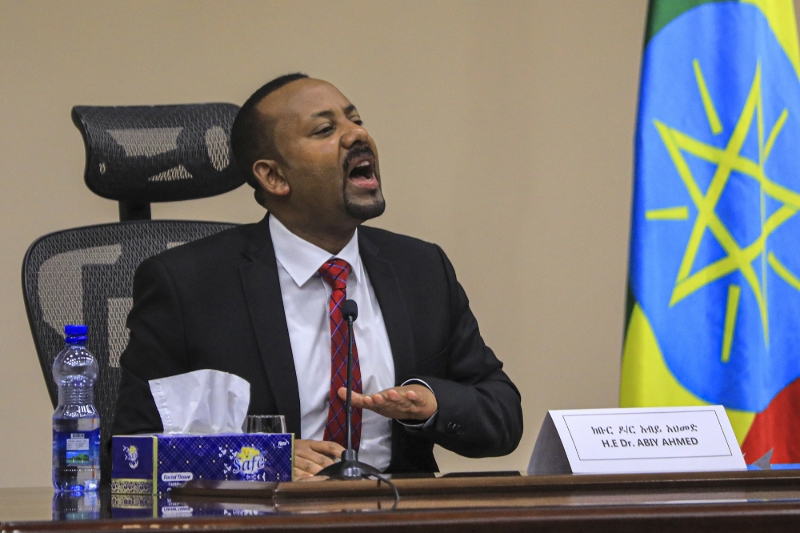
[111,433,294,494]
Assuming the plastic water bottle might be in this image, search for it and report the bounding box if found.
[52,490,100,520]
[52,324,100,491]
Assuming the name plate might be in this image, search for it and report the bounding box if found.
[527,406,746,475]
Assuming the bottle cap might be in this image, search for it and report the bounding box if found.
[64,325,88,336]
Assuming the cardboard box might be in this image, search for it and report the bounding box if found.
[111,433,294,494]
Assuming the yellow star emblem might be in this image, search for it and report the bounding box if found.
[646,60,800,362]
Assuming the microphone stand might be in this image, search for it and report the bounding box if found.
[317,300,381,480]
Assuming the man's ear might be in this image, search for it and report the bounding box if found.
[252,159,291,197]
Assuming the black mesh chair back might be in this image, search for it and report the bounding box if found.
[72,104,246,221]
[22,221,236,483]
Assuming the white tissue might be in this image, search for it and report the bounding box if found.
[148,370,250,434]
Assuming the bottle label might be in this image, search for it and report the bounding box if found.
[54,428,100,465]
[67,434,90,451]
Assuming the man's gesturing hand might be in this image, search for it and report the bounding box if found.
[339,384,438,421]
[293,439,344,479]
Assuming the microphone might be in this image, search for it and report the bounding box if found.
[343,299,357,452]
[342,299,358,321]
[317,299,380,480]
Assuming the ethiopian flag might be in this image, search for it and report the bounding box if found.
[621,0,800,464]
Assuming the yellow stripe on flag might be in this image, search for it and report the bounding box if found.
[620,303,756,445]
[742,0,800,82]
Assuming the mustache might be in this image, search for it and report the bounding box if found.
[343,144,376,174]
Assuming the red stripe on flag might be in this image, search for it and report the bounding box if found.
[741,375,800,464]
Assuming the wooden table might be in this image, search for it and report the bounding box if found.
[3,470,800,532]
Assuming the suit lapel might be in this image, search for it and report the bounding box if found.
[359,231,416,385]
[239,215,302,436]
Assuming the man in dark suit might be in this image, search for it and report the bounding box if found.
[113,74,523,478]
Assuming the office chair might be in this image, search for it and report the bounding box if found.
[22,103,246,483]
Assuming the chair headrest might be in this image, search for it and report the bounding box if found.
[72,104,247,203]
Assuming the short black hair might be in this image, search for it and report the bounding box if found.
[231,72,309,189]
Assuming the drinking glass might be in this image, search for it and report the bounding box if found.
[244,415,287,434]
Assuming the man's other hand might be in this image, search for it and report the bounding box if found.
[340,384,438,421]
[293,439,345,479]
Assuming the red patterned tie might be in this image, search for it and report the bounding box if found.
[318,259,362,450]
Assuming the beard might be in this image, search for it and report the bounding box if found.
[344,188,386,221]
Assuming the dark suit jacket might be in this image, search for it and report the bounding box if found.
[113,214,523,473]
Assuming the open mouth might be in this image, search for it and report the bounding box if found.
[346,155,379,190]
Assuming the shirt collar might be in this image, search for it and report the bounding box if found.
[269,214,362,288]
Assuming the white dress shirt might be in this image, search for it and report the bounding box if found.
[269,215,394,471]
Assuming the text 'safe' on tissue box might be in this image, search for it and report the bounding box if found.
[111,433,294,494]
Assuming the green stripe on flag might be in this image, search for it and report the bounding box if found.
[645,0,731,44]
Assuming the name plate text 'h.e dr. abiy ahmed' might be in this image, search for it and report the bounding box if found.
[527,406,746,475]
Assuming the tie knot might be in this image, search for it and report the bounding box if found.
[319,258,351,290]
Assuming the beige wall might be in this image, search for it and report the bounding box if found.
[0,0,647,487]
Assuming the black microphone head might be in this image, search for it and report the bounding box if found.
[342,299,358,321]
